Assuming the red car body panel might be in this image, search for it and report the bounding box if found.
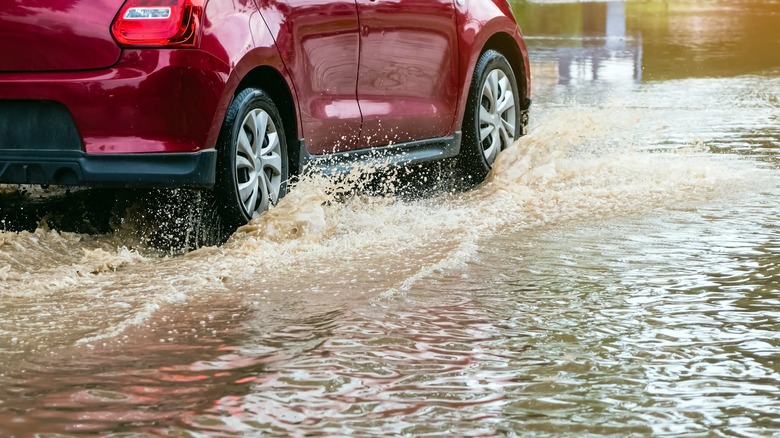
[254,0,363,155]
[199,0,288,153]
[0,0,123,72]
[0,0,530,187]
[356,0,459,149]
[0,50,226,154]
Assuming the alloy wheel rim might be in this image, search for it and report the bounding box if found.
[478,68,516,166]
[235,108,283,218]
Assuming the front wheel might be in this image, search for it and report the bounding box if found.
[215,88,289,230]
[456,49,521,186]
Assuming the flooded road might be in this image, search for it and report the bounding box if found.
[1,0,779,435]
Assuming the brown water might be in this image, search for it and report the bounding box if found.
[1,0,779,435]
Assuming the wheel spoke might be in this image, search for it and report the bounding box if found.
[260,131,279,156]
[499,125,513,149]
[480,125,494,142]
[482,126,500,164]
[498,75,510,98]
[263,171,279,205]
[479,105,494,126]
[244,113,259,154]
[261,151,282,207]
[484,146,496,165]
[501,117,516,138]
[256,171,270,215]
[488,128,501,162]
[496,89,515,115]
[253,111,269,157]
[236,154,254,171]
[488,71,501,108]
[246,183,259,216]
[482,77,495,108]
[238,175,257,203]
[262,152,282,176]
[237,129,253,159]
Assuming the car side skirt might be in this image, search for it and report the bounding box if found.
[300,132,462,176]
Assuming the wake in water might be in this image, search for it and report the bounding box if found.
[0,106,771,356]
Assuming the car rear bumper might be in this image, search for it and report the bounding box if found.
[0,49,227,188]
[0,49,229,155]
[0,150,216,188]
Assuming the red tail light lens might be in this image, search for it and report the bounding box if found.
[112,0,204,47]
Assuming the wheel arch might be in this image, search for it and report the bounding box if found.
[480,32,529,104]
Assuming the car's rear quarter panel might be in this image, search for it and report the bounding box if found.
[0,50,228,153]
[200,0,298,151]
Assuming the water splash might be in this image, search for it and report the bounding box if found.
[0,106,769,354]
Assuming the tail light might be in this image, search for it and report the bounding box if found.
[111,0,205,47]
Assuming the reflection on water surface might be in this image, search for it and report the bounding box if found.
[0,0,779,436]
[515,0,780,82]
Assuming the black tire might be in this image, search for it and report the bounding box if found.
[456,49,521,186]
[215,87,289,230]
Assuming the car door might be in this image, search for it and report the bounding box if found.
[355,0,459,149]
[256,0,362,155]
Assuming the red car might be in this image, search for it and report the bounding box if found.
[0,0,530,230]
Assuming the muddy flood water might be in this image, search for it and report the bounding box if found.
[1,0,779,436]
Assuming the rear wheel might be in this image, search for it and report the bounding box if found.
[457,49,520,186]
[215,88,289,230]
